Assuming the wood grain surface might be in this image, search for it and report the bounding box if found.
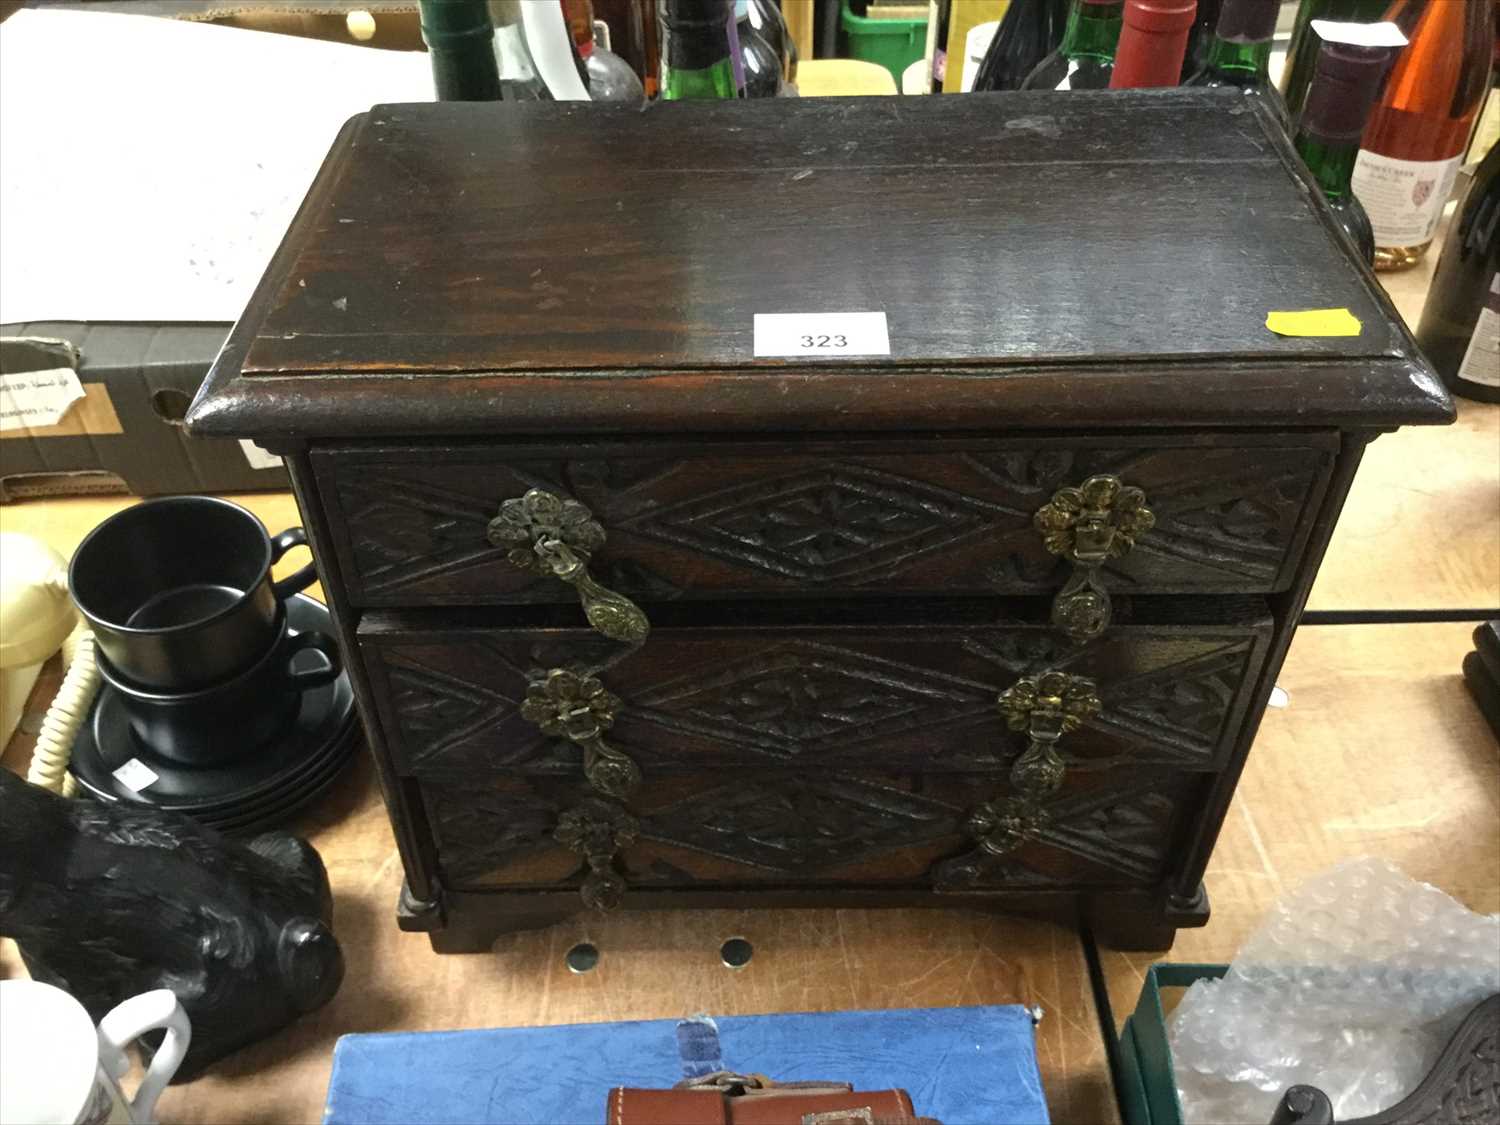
[185,91,1453,439]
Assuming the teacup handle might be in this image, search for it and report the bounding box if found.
[282,629,343,690]
[269,527,319,600]
[96,989,190,1125]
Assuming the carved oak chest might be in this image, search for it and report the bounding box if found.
[188,90,1451,951]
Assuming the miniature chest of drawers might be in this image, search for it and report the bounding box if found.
[189,90,1451,952]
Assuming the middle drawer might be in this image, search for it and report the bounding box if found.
[360,604,1273,779]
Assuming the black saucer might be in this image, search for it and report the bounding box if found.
[70,594,358,832]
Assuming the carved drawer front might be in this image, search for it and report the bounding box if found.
[360,607,1272,779]
[314,435,1335,608]
[418,767,1197,895]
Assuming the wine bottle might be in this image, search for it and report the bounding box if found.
[659,0,740,99]
[1293,40,1397,265]
[1352,0,1496,271]
[736,0,781,96]
[587,18,648,100]
[492,0,552,100]
[1183,0,1287,128]
[1279,0,1388,123]
[1417,140,1500,403]
[562,0,597,58]
[418,0,502,101]
[1020,0,1124,90]
[747,0,790,80]
[594,0,652,90]
[1179,0,1221,82]
[930,0,955,94]
[1109,0,1195,90]
[972,0,1069,92]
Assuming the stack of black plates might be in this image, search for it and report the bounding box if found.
[69,596,360,834]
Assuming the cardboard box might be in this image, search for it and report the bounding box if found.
[0,322,288,501]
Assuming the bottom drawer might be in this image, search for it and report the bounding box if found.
[419,767,1199,898]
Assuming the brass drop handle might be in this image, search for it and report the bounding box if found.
[488,488,650,645]
[1033,474,1154,642]
[521,668,642,799]
[554,798,638,912]
[934,671,1100,888]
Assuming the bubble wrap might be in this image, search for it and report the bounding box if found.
[1168,858,1500,1124]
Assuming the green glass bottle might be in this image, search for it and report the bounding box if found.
[1020,0,1124,90]
[1280,0,1388,123]
[1185,0,1288,128]
[416,0,502,101]
[659,0,740,100]
[1292,40,1397,265]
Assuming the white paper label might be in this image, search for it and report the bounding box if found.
[1457,275,1500,389]
[1310,20,1408,48]
[753,312,890,359]
[0,366,85,431]
[112,757,160,792]
[1351,152,1462,247]
[239,439,284,471]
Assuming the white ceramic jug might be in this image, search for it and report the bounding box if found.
[0,980,190,1125]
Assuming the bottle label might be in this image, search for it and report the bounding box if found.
[1457,274,1500,389]
[1350,151,1462,247]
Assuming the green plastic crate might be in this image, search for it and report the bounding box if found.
[840,2,928,84]
[1118,963,1229,1125]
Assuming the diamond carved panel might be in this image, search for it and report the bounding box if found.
[614,463,1021,584]
[630,640,995,758]
[639,776,959,874]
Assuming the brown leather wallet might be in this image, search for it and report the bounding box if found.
[605,1072,939,1125]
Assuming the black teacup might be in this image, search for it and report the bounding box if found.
[97,618,342,766]
[70,496,319,691]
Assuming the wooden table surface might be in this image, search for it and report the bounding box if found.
[2,253,1495,1125]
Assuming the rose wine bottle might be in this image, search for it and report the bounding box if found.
[972,0,1069,92]
[1417,139,1500,403]
[1184,0,1287,129]
[1021,0,1125,90]
[1294,40,1398,265]
[1109,0,1196,89]
[1351,0,1496,271]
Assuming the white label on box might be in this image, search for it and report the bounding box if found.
[239,439,284,471]
[0,366,85,431]
[112,757,160,792]
[753,312,891,359]
[1351,151,1462,247]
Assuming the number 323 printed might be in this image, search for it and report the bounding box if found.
[799,334,848,349]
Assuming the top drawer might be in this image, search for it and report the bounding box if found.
[312,434,1336,609]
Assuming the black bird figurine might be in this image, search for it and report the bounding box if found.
[0,769,344,1080]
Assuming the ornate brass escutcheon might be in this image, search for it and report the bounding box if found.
[520,668,641,799]
[553,798,639,912]
[934,671,1101,889]
[488,488,650,645]
[1033,474,1154,642]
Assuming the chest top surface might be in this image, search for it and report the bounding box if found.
[188,90,1450,440]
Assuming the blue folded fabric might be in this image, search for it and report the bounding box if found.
[324,1004,1049,1125]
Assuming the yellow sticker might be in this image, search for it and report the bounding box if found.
[1265,308,1363,337]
